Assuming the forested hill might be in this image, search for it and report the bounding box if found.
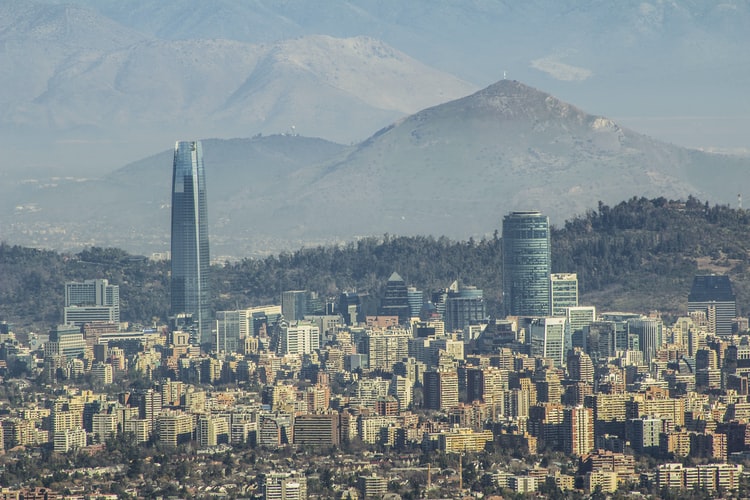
[2,196,750,332]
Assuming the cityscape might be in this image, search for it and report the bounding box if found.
[0,141,748,499]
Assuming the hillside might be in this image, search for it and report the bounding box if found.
[2,197,749,333]
[3,80,746,257]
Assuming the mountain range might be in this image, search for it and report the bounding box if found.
[2,0,750,181]
[2,80,746,259]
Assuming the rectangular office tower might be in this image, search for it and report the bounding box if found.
[688,274,737,337]
[171,141,212,347]
[64,279,120,328]
[502,211,551,317]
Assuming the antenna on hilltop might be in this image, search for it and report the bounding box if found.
[739,193,742,209]
[503,70,507,80]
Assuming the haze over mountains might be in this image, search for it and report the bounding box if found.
[3,80,745,259]
[1,1,748,257]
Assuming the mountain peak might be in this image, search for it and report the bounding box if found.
[464,79,589,123]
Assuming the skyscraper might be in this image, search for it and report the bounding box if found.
[502,211,551,317]
[379,272,410,323]
[688,274,737,337]
[170,141,212,346]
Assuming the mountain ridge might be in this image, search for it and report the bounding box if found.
[2,79,745,258]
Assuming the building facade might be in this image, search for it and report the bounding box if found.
[170,140,212,346]
[549,273,578,317]
[64,279,120,327]
[502,211,551,317]
[688,274,737,337]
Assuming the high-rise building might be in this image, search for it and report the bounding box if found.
[688,275,737,337]
[549,273,578,316]
[628,317,663,365]
[215,309,248,354]
[424,370,459,411]
[563,406,594,457]
[444,285,485,333]
[277,321,320,355]
[502,211,551,317]
[407,286,424,319]
[64,279,120,328]
[339,292,362,326]
[281,290,308,321]
[170,140,212,346]
[379,272,410,323]
[529,317,568,366]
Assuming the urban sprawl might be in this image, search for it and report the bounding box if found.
[0,142,747,500]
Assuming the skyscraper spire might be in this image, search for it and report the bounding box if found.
[170,140,212,347]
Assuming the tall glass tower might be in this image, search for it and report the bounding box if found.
[502,210,551,317]
[171,141,212,346]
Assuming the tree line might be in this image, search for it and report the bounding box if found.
[2,197,749,332]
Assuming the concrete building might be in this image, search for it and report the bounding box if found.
[64,279,120,328]
[424,370,459,411]
[264,471,308,500]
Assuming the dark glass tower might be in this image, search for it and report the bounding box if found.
[379,272,410,323]
[171,141,212,346]
[502,211,551,317]
[688,274,737,336]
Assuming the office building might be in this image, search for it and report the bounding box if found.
[529,317,568,366]
[444,284,485,333]
[292,412,340,448]
[281,290,308,321]
[549,273,578,316]
[502,211,551,317]
[277,321,320,356]
[628,317,663,365]
[407,286,424,319]
[215,309,247,354]
[688,274,737,337]
[170,140,212,346]
[64,279,120,328]
[46,325,86,361]
[339,292,362,326]
[379,272,410,323]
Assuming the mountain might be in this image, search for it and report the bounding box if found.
[41,0,750,151]
[0,1,476,178]
[2,80,746,258]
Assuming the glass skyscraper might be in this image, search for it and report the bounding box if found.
[502,210,551,317]
[171,141,212,346]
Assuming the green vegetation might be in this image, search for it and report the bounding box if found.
[2,197,750,332]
